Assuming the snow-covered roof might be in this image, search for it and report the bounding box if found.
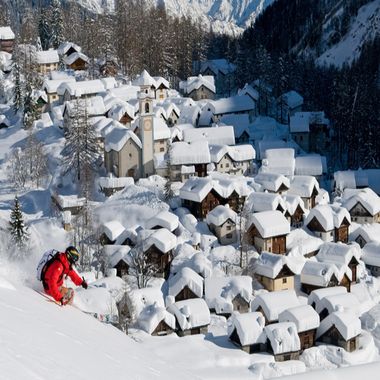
[207,95,255,115]
[171,140,211,165]
[145,211,179,232]
[179,75,216,94]
[300,260,346,287]
[308,286,347,307]
[342,187,380,216]
[249,210,290,238]
[281,91,304,109]
[251,290,300,322]
[260,148,295,176]
[247,192,286,213]
[143,228,177,253]
[65,96,106,117]
[104,127,142,152]
[351,223,380,245]
[254,252,295,279]
[133,70,157,88]
[228,312,266,346]
[177,105,200,126]
[317,292,361,316]
[288,175,319,198]
[57,79,105,97]
[167,298,210,330]
[58,41,81,55]
[362,242,380,267]
[265,322,301,354]
[101,220,125,242]
[316,242,361,266]
[63,52,89,65]
[109,102,135,122]
[129,287,165,320]
[36,50,59,64]
[199,59,236,75]
[334,169,380,195]
[254,172,290,193]
[169,267,204,299]
[283,194,305,216]
[279,305,320,333]
[238,83,259,101]
[305,204,351,231]
[183,126,235,146]
[206,204,237,227]
[286,229,323,258]
[290,112,329,133]
[137,303,176,334]
[152,116,171,140]
[209,144,255,163]
[204,276,253,314]
[43,78,76,94]
[316,311,361,340]
[295,156,324,176]
[0,26,15,40]
[180,175,252,203]
[106,245,131,268]
[153,76,170,89]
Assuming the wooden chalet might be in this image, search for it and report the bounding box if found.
[0,27,15,53]
[168,267,203,302]
[305,204,351,243]
[279,305,320,352]
[316,311,360,352]
[228,312,267,354]
[247,211,290,254]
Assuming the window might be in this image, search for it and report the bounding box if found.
[145,102,150,114]
[226,233,233,239]
[226,163,230,168]
[226,225,232,231]
[282,278,287,284]
[129,153,132,158]
[160,147,164,152]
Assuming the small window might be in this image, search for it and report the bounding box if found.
[226,233,233,239]
[160,147,164,152]
[129,153,132,158]
[145,102,150,113]
[282,277,287,284]
[226,225,232,231]
[226,163,230,168]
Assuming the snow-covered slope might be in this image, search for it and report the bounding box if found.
[316,0,380,67]
[0,275,195,380]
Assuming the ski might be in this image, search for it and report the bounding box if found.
[34,289,119,324]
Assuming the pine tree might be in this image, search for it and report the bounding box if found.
[13,61,23,114]
[38,8,51,50]
[49,0,65,49]
[8,196,29,252]
[62,99,99,182]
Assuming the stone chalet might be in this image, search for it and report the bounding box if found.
[342,188,380,224]
[305,204,351,243]
[206,205,237,245]
[247,210,290,254]
[316,311,361,352]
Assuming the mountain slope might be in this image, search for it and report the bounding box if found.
[0,276,196,380]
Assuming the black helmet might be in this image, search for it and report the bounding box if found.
[65,246,80,264]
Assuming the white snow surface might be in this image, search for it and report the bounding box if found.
[265,322,301,355]
[228,311,266,346]
[249,210,290,238]
[279,305,320,333]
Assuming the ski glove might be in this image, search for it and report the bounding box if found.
[82,279,88,289]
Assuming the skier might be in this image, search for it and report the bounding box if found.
[42,246,88,305]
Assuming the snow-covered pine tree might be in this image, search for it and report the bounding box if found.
[49,0,65,49]
[62,98,99,182]
[38,8,51,50]
[12,61,23,114]
[8,196,29,253]
[164,143,175,201]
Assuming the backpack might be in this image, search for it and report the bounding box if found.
[36,249,60,281]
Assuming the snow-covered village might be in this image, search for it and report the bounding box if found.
[0,0,380,379]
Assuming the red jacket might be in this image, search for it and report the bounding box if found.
[44,252,83,301]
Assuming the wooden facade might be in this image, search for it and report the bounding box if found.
[307,216,350,243]
[174,286,199,302]
[256,265,295,292]
[152,320,175,336]
[349,202,380,224]
[248,225,287,254]
[285,205,305,228]
[298,329,316,351]
[0,39,14,54]
[68,58,87,71]
[231,294,250,314]
[114,259,129,278]
[335,218,350,243]
[177,325,208,337]
[229,328,266,354]
[317,326,358,352]
[145,245,172,279]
